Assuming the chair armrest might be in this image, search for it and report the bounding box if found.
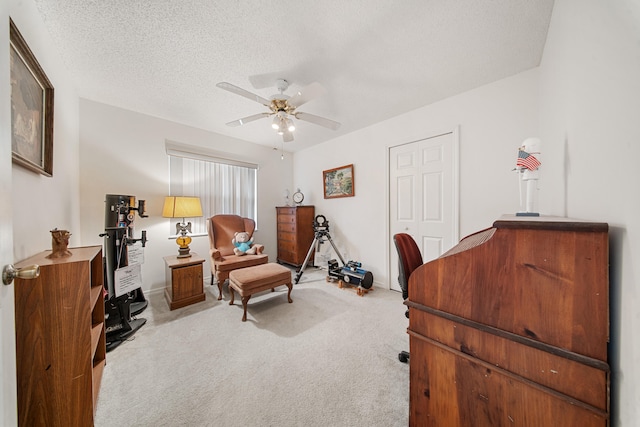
[210,249,223,261]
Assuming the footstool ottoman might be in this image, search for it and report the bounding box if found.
[228,263,293,322]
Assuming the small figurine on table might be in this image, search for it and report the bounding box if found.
[46,228,72,259]
[514,137,542,216]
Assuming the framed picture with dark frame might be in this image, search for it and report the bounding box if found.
[10,19,54,177]
[323,164,354,199]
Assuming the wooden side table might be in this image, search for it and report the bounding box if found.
[164,253,205,310]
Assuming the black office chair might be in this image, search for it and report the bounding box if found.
[393,233,424,363]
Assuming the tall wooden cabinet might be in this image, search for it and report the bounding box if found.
[276,205,315,267]
[406,216,609,426]
[14,246,106,426]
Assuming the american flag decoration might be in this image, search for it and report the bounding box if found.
[516,149,541,170]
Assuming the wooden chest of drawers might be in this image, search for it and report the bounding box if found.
[276,205,315,267]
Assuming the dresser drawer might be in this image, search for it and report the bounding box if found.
[278,231,295,242]
[278,240,296,252]
[277,249,296,262]
[277,214,296,224]
[277,222,296,233]
[277,207,296,216]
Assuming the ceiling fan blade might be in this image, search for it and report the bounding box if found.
[294,112,341,131]
[225,112,271,127]
[216,82,271,106]
[287,82,326,108]
[282,130,294,142]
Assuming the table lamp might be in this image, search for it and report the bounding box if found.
[162,196,203,258]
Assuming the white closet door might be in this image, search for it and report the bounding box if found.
[389,130,459,292]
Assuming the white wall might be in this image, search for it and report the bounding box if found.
[7,1,81,261]
[294,68,540,287]
[78,99,293,295]
[538,0,640,425]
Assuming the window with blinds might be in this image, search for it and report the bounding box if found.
[167,141,258,235]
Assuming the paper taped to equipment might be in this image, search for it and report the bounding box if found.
[114,263,143,297]
[127,242,145,266]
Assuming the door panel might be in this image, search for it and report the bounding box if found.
[396,176,415,221]
[423,172,442,221]
[423,236,443,263]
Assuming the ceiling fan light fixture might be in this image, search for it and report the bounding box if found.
[217,80,341,139]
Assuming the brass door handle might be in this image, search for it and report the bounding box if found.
[2,264,40,285]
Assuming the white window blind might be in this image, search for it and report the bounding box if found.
[167,142,258,235]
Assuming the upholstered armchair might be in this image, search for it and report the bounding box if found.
[208,214,268,300]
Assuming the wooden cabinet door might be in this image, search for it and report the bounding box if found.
[172,264,203,301]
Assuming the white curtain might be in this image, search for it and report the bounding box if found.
[169,156,257,234]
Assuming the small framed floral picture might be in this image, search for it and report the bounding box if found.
[323,164,354,199]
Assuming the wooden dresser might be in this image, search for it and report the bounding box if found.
[276,205,315,267]
[406,216,609,426]
[14,246,106,426]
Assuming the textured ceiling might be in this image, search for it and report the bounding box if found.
[33,0,555,152]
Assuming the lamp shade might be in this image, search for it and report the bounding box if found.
[162,196,203,218]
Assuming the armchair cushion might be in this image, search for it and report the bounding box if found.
[214,254,268,272]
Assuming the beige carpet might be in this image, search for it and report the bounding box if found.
[94,267,410,427]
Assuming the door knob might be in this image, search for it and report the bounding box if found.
[2,264,40,285]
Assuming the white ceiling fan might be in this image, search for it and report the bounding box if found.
[216,79,341,142]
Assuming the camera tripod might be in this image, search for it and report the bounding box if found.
[295,215,346,284]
